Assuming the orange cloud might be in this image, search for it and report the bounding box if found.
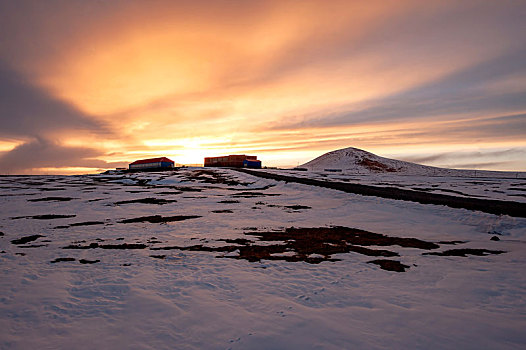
[1,0,525,173]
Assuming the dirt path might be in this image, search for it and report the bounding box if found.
[234,169,526,218]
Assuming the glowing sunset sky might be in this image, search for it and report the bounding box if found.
[1,0,525,174]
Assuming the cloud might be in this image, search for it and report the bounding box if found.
[0,61,107,139]
[0,138,126,174]
[269,48,526,131]
[401,148,526,164]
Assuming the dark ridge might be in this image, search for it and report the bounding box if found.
[368,259,410,272]
[79,259,100,264]
[114,197,178,205]
[50,257,76,263]
[150,255,166,259]
[11,234,44,245]
[28,197,76,202]
[63,242,147,249]
[233,169,526,218]
[490,236,500,241]
[54,221,105,229]
[11,214,76,220]
[119,215,201,224]
[15,252,26,256]
[218,200,240,204]
[19,244,48,248]
[87,198,106,202]
[36,187,67,191]
[156,191,183,195]
[211,209,234,213]
[423,248,505,257]
[0,231,4,236]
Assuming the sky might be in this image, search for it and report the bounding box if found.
[0,0,525,174]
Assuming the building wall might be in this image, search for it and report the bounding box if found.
[204,155,259,168]
[129,162,174,169]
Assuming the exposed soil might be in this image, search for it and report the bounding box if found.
[232,191,281,198]
[50,257,76,263]
[54,221,105,229]
[11,235,44,245]
[423,249,505,257]
[180,169,253,186]
[358,158,397,172]
[28,197,76,202]
[368,259,410,272]
[63,242,148,249]
[79,259,100,264]
[437,240,467,245]
[11,214,76,220]
[151,226,440,270]
[114,197,178,205]
[284,205,312,210]
[119,215,201,224]
[156,191,183,195]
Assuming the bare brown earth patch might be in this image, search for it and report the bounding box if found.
[79,259,100,264]
[368,259,410,272]
[11,214,76,220]
[54,221,105,229]
[28,197,77,202]
[180,169,253,186]
[423,248,505,257]
[114,197,178,205]
[50,257,76,263]
[358,158,397,172]
[151,226,440,270]
[11,235,44,245]
[63,242,148,249]
[119,215,201,224]
[284,205,312,210]
[232,191,281,198]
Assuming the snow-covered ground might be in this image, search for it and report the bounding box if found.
[1,169,525,349]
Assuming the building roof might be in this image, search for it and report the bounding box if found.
[129,157,174,165]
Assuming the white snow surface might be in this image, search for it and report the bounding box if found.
[0,168,525,349]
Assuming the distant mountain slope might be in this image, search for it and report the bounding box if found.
[300,147,501,177]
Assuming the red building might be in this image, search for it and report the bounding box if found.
[204,155,261,168]
[129,157,175,170]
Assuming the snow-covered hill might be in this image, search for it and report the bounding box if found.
[301,147,519,177]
